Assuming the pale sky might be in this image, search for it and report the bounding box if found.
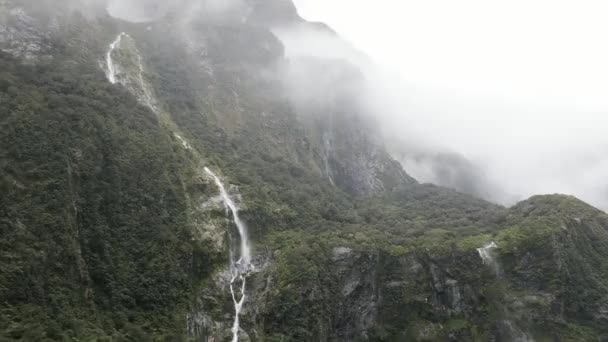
[292,0,608,208]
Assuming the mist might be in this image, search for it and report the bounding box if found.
[32,0,608,209]
[106,0,246,23]
[273,17,515,204]
[289,0,608,209]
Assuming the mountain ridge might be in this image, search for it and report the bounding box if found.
[1,0,608,341]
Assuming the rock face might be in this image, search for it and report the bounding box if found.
[0,3,51,61]
[246,195,608,341]
[331,247,379,340]
[322,112,416,195]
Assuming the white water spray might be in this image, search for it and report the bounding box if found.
[477,241,498,265]
[204,167,251,267]
[105,32,125,84]
[477,241,500,277]
[104,33,159,112]
[174,134,192,150]
[229,274,246,342]
[204,167,253,342]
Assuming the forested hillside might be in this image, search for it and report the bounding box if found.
[1,0,608,341]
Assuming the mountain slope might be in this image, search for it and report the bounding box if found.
[1,0,608,341]
[0,51,224,339]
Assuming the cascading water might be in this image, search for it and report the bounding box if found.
[204,167,253,342]
[322,132,335,186]
[501,320,535,342]
[105,32,125,84]
[477,241,499,276]
[477,241,497,263]
[103,33,159,112]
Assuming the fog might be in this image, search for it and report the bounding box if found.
[106,0,245,23]
[292,0,608,209]
[49,0,608,209]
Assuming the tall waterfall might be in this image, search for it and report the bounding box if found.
[105,32,125,84]
[204,167,253,342]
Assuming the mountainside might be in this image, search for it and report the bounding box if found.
[2,0,608,341]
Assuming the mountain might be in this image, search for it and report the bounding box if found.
[1,0,608,341]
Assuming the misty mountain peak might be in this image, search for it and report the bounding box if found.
[103,0,303,26]
[247,0,301,25]
[3,1,608,341]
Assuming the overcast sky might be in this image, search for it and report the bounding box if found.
[292,0,608,209]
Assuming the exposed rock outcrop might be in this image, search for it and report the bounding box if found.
[0,3,51,61]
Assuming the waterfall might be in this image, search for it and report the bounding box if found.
[322,132,335,186]
[477,241,499,276]
[204,167,253,342]
[105,32,125,84]
[174,134,192,150]
[229,274,246,342]
[501,320,535,342]
[477,241,497,265]
[103,33,160,113]
[204,167,251,268]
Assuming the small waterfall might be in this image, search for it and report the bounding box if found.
[477,241,497,264]
[105,32,125,84]
[322,132,335,186]
[103,33,159,113]
[501,320,535,342]
[204,167,253,342]
[477,241,499,276]
[174,133,192,150]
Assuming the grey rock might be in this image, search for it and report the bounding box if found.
[0,5,51,61]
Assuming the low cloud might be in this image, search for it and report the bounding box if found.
[106,0,246,23]
[273,7,608,210]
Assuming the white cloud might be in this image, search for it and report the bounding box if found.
[106,0,245,23]
[293,0,608,209]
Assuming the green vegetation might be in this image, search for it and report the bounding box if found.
[2,2,608,341]
[0,52,222,340]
